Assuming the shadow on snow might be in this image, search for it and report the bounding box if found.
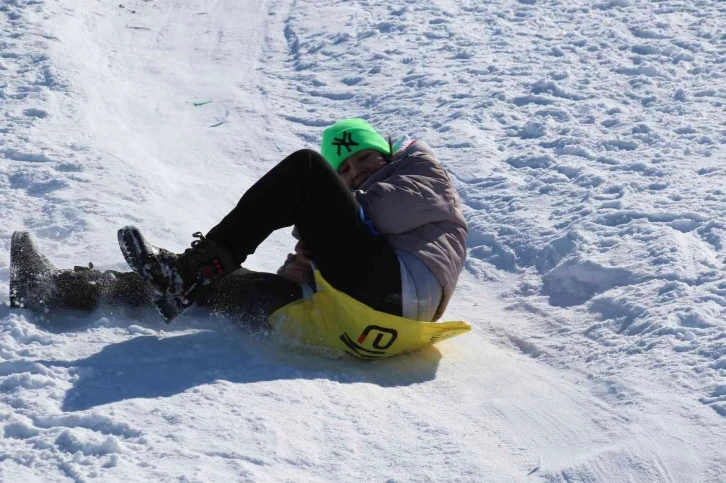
[34,328,441,412]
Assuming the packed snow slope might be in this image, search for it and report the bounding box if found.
[1,0,725,481]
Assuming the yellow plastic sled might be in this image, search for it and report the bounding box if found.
[269,270,471,359]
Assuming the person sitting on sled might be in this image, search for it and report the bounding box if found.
[11,119,468,329]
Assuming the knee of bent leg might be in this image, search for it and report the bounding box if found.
[287,149,335,175]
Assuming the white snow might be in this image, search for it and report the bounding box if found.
[1,0,725,481]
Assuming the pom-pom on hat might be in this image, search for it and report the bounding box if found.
[321,119,390,171]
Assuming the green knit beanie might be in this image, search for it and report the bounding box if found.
[320,119,390,171]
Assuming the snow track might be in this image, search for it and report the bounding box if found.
[1,0,725,481]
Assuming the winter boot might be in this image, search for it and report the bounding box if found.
[117,226,238,322]
[10,231,58,311]
[9,231,154,314]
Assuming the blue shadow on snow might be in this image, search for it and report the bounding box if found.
[35,328,442,412]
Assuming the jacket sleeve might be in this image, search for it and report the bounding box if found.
[354,155,458,235]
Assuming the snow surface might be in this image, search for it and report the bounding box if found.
[1,0,725,481]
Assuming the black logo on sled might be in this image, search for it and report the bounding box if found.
[339,325,399,359]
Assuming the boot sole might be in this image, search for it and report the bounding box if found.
[117,226,154,276]
[117,226,183,323]
[151,293,183,323]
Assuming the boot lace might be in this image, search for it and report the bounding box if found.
[182,231,223,270]
[190,232,206,248]
[181,232,214,268]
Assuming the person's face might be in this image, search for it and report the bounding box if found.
[337,149,386,189]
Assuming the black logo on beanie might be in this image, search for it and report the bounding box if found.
[332,132,359,156]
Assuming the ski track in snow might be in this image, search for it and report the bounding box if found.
[1,0,725,481]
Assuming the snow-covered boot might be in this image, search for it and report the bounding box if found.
[10,231,58,311]
[10,231,154,314]
[117,226,238,322]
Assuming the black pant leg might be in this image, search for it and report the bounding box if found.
[205,150,402,315]
[198,268,302,330]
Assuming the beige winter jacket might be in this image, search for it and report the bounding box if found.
[354,140,468,320]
